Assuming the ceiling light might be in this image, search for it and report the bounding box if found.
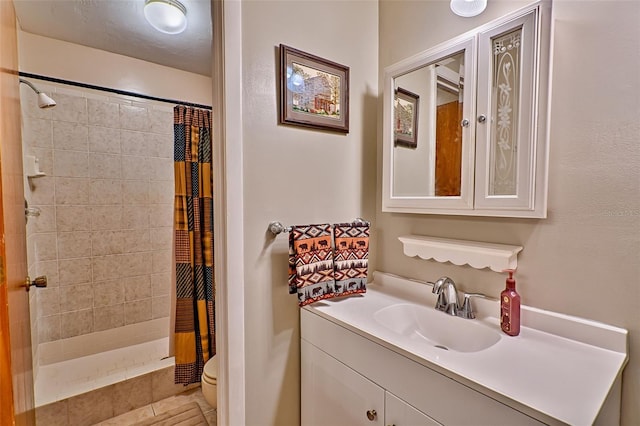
[144,0,187,35]
[450,0,487,17]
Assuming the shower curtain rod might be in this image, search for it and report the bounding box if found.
[18,72,212,111]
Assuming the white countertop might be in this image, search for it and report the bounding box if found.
[304,271,628,425]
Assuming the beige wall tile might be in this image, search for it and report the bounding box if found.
[121,155,150,181]
[60,308,93,338]
[124,275,151,301]
[151,366,197,402]
[23,116,53,148]
[151,249,172,274]
[29,176,56,205]
[54,177,91,205]
[53,149,89,177]
[94,280,125,307]
[53,121,88,151]
[67,385,114,425]
[58,257,92,285]
[94,304,124,332]
[88,99,120,128]
[152,132,174,159]
[150,227,172,251]
[90,178,122,205]
[30,147,54,175]
[59,284,93,312]
[120,129,150,157]
[90,205,123,231]
[91,230,124,256]
[152,296,170,319]
[151,272,171,297]
[34,232,58,261]
[35,399,69,426]
[148,207,173,228]
[148,157,173,182]
[120,252,153,277]
[38,314,61,343]
[89,126,121,154]
[57,231,92,259]
[124,299,152,325]
[122,205,150,230]
[148,109,173,135]
[120,105,151,132]
[31,205,56,233]
[148,181,173,205]
[122,180,149,205]
[52,93,88,124]
[112,374,153,416]
[36,287,60,317]
[56,205,92,231]
[122,228,150,253]
[36,260,60,287]
[89,153,122,179]
[92,255,122,281]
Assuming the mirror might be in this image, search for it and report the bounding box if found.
[382,36,476,212]
[393,50,465,198]
[382,1,551,218]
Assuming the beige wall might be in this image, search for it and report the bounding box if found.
[18,31,212,106]
[239,0,378,424]
[378,1,640,424]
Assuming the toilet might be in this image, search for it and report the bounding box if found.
[201,355,218,409]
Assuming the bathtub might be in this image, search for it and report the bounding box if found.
[34,318,173,407]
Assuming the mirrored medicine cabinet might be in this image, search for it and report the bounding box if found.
[382,1,552,218]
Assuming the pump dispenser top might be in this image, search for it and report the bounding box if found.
[500,269,520,336]
[505,269,516,289]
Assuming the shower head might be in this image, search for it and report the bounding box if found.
[19,78,56,109]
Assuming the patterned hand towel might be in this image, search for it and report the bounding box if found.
[288,224,336,306]
[333,222,369,296]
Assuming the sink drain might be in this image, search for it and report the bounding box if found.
[434,345,449,351]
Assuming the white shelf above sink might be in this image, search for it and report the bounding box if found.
[398,235,523,272]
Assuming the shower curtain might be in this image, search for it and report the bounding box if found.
[173,105,216,385]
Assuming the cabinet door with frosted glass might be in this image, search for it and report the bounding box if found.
[474,6,547,213]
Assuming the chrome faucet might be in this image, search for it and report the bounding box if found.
[431,276,486,319]
[432,276,460,316]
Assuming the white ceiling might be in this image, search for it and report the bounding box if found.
[13,0,212,76]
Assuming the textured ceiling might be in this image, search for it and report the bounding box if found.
[13,0,212,76]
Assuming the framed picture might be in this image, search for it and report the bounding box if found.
[394,87,419,148]
[279,44,349,133]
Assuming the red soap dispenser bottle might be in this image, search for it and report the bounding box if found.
[500,269,520,336]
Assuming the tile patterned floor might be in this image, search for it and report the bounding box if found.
[94,387,216,425]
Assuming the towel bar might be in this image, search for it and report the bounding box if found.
[268,218,369,235]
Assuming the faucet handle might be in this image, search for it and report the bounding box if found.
[459,293,486,319]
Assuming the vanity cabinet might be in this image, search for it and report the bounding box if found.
[382,1,552,218]
[301,308,545,426]
[301,340,439,426]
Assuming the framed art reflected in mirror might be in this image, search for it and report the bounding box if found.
[394,87,419,148]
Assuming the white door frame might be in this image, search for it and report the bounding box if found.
[212,0,246,424]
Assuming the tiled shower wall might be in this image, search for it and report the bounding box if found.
[21,83,175,353]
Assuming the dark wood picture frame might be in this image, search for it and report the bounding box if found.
[279,44,349,133]
[394,87,420,148]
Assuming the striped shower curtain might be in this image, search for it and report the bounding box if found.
[173,105,215,385]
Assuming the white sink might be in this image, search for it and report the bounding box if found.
[373,303,500,352]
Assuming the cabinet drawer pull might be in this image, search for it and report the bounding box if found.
[366,409,377,421]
